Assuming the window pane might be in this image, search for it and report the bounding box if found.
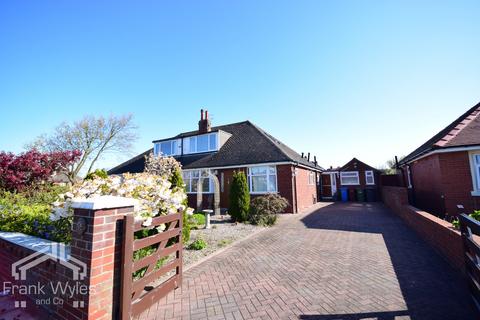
[185,179,191,192]
[252,176,267,192]
[268,175,277,192]
[268,166,276,175]
[191,170,200,178]
[476,155,480,165]
[171,140,177,155]
[250,166,267,175]
[197,135,208,152]
[189,137,196,153]
[202,178,210,192]
[191,178,199,192]
[209,134,217,150]
[160,142,172,155]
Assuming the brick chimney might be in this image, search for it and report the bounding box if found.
[198,108,211,133]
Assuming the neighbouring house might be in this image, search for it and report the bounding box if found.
[399,102,480,218]
[108,110,323,213]
[321,158,380,201]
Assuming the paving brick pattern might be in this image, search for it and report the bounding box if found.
[140,202,476,320]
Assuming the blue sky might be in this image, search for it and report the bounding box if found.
[1,1,479,170]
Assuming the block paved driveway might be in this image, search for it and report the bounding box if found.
[140,202,476,320]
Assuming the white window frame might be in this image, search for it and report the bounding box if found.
[340,171,360,186]
[184,133,218,155]
[365,170,375,185]
[247,165,278,194]
[154,139,180,156]
[469,151,480,196]
[182,169,214,194]
[308,171,316,185]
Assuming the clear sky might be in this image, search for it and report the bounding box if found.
[1,0,479,170]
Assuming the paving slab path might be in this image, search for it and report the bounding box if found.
[141,202,477,320]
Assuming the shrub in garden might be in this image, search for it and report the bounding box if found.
[84,169,108,180]
[168,167,191,243]
[228,171,250,222]
[249,193,289,226]
[0,149,80,192]
[0,188,71,243]
[191,213,206,228]
[188,238,207,250]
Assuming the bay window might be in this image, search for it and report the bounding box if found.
[340,171,359,185]
[248,165,277,193]
[182,169,213,193]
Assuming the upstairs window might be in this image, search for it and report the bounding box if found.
[340,171,359,185]
[154,140,180,156]
[365,170,375,185]
[184,133,218,154]
[248,166,277,193]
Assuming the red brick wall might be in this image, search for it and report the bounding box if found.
[382,186,464,273]
[439,151,478,216]
[0,204,135,320]
[410,154,445,216]
[276,165,295,213]
[409,151,480,217]
[294,167,317,213]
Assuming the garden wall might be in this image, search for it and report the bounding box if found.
[0,196,137,320]
[382,186,464,273]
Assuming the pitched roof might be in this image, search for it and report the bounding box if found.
[402,102,480,164]
[339,158,379,172]
[108,121,323,174]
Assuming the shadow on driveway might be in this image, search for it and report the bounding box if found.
[299,202,476,320]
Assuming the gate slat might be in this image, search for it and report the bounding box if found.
[132,259,181,296]
[133,228,181,251]
[121,214,135,320]
[133,243,181,272]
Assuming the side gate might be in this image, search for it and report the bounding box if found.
[121,212,183,320]
[459,213,480,311]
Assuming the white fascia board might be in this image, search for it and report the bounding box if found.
[405,145,480,164]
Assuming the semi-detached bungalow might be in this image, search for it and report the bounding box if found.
[108,110,323,213]
[399,102,480,218]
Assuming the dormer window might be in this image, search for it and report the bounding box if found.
[154,139,181,156]
[184,132,218,154]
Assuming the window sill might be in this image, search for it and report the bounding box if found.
[472,191,480,197]
[186,192,214,194]
[250,191,278,195]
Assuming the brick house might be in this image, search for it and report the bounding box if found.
[108,110,323,213]
[321,158,380,201]
[399,102,480,218]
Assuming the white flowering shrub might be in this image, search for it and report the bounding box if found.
[51,172,194,227]
[145,153,181,177]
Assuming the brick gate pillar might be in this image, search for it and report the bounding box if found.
[69,196,138,320]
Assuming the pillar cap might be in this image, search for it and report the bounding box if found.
[71,195,138,210]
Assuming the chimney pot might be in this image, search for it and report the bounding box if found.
[200,109,204,120]
[205,110,209,119]
[307,153,310,161]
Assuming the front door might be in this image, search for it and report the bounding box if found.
[321,174,332,198]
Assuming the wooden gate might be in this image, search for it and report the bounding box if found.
[121,211,183,319]
[459,213,480,310]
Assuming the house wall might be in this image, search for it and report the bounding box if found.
[334,161,380,200]
[185,164,316,214]
[409,154,445,216]
[439,151,477,216]
[294,166,317,212]
[409,151,480,217]
[276,165,295,213]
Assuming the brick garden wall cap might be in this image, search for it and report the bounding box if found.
[70,195,139,210]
